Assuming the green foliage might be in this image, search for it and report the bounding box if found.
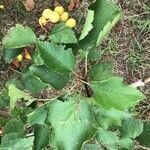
[79,0,121,50]
[136,122,150,147]
[94,107,130,129]
[0,89,9,108]
[34,125,50,150]
[3,24,36,49]
[120,118,143,139]
[46,98,96,150]
[0,136,34,150]
[28,105,47,125]
[90,62,113,81]
[36,41,75,74]
[92,77,145,110]
[22,71,48,93]
[0,0,147,149]
[4,118,24,135]
[3,48,23,63]
[8,84,35,109]
[49,23,77,44]
[79,10,94,41]
[30,65,70,89]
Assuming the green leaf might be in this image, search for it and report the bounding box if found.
[22,71,48,93]
[30,65,70,90]
[79,0,121,50]
[4,118,24,135]
[96,128,119,150]
[136,121,150,147]
[0,89,10,108]
[34,125,50,150]
[88,49,102,61]
[117,138,134,149]
[120,118,143,139]
[8,84,35,109]
[1,132,25,143]
[49,23,77,44]
[36,41,75,74]
[92,77,145,110]
[27,105,47,125]
[3,48,23,63]
[0,136,34,150]
[3,24,36,49]
[82,143,103,150]
[32,51,44,65]
[46,97,96,150]
[94,107,130,129]
[90,62,113,81]
[79,10,94,40]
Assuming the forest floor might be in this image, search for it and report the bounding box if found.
[0,0,150,118]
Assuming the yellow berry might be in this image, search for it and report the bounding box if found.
[66,18,76,28]
[60,12,69,22]
[17,54,23,62]
[42,9,53,19]
[24,53,31,60]
[54,6,64,15]
[0,5,4,9]
[39,17,47,27]
[49,11,60,23]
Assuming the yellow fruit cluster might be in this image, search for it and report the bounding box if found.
[39,6,76,28]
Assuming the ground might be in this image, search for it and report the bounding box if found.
[0,0,150,117]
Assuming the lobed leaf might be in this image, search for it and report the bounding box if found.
[30,65,70,90]
[49,23,77,44]
[79,0,121,50]
[36,41,75,74]
[79,10,94,40]
[46,97,96,150]
[8,84,35,109]
[3,24,36,49]
[120,118,143,139]
[92,77,145,110]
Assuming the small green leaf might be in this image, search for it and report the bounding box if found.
[117,138,134,149]
[92,77,145,110]
[22,71,48,93]
[4,118,24,135]
[94,107,130,129]
[82,143,103,150]
[3,24,36,49]
[1,133,25,144]
[88,49,102,61]
[79,0,121,50]
[79,10,94,40]
[3,48,23,63]
[136,121,150,147]
[8,84,35,109]
[32,51,44,65]
[34,125,50,150]
[46,97,96,150]
[49,23,77,44]
[0,89,9,108]
[0,136,34,150]
[30,65,70,90]
[96,128,119,150]
[27,105,47,125]
[90,62,113,81]
[120,118,143,139]
[36,41,75,74]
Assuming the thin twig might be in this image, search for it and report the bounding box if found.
[9,67,23,75]
[67,82,78,95]
[85,51,89,77]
